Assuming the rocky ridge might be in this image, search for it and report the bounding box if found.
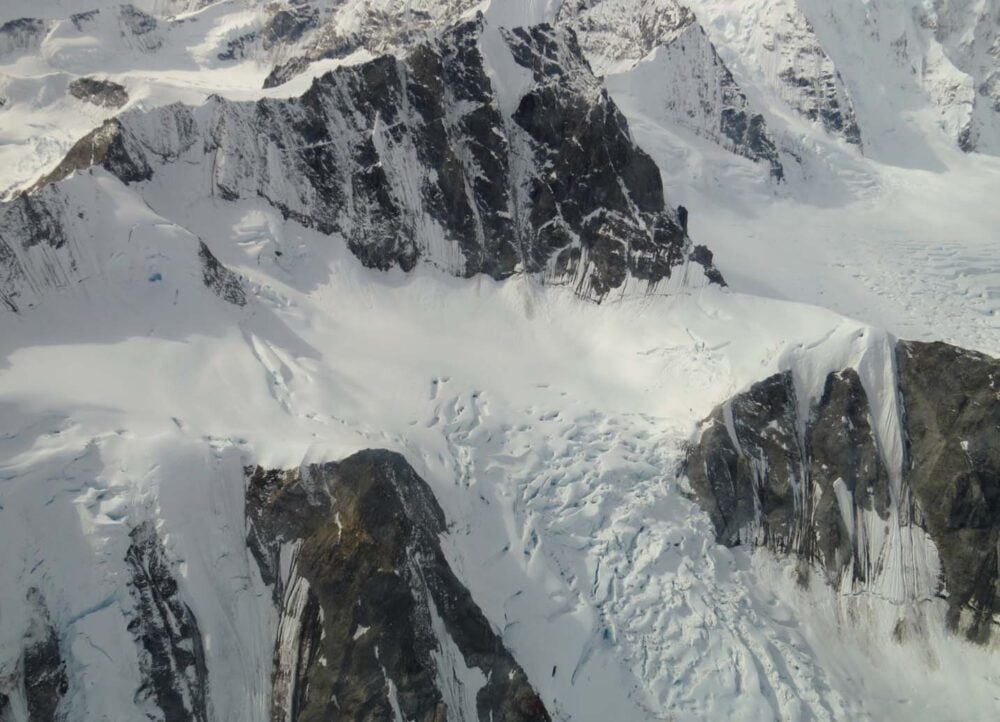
[0,590,69,722]
[125,521,210,722]
[0,15,719,312]
[259,0,787,177]
[687,339,1000,643]
[68,77,129,109]
[246,450,551,722]
[558,0,783,177]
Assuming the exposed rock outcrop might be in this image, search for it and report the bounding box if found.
[232,20,712,295]
[896,341,1000,641]
[257,0,784,175]
[686,339,1000,642]
[31,117,154,192]
[21,595,68,722]
[68,77,129,109]
[260,0,477,89]
[4,16,717,310]
[0,18,48,56]
[922,1,1000,154]
[246,450,551,721]
[125,521,210,722]
[557,0,697,73]
[0,589,69,722]
[607,30,783,177]
[687,369,891,583]
[118,4,162,53]
[199,241,246,306]
[763,5,862,145]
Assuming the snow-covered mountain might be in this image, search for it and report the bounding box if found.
[3,15,718,313]
[0,1,998,721]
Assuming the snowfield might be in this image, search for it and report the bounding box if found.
[2,190,997,719]
[1,1,999,720]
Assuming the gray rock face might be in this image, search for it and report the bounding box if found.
[0,589,69,722]
[0,189,68,312]
[68,77,129,109]
[504,24,693,295]
[226,6,322,68]
[896,341,1000,641]
[557,0,697,67]
[0,18,48,56]
[3,17,716,310]
[560,0,784,179]
[260,0,478,89]
[118,4,162,52]
[199,241,246,306]
[125,521,210,722]
[258,1,783,177]
[686,340,1000,641]
[31,117,156,193]
[21,596,69,722]
[929,2,1000,152]
[246,450,551,722]
[719,99,783,180]
[770,13,862,146]
[261,6,320,49]
[687,369,890,584]
[237,20,712,296]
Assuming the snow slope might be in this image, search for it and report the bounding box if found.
[2,189,998,719]
[2,168,999,718]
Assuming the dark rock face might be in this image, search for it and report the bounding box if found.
[261,6,319,49]
[199,241,246,306]
[557,2,784,179]
[240,7,321,71]
[0,18,48,55]
[263,56,312,89]
[260,0,479,89]
[27,18,715,301]
[765,8,862,147]
[896,341,1000,642]
[0,192,66,250]
[504,24,691,296]
[0,189,68,312]
[777,66,861,146]
[70,9,100,31]
[688,244,724,285]
[246,450,551,722]
[719,104,783,181]
[0,242,20,312]
[687,369,890,584]
[687,340,1000,641]
[125,521,210,722]
[68,77,129,109]
[671,26,783,180]
[33,118,154,192]
[0,589,69,722]
[22,590,69,722]
[119,4,160,49]
[217,31,257,62]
